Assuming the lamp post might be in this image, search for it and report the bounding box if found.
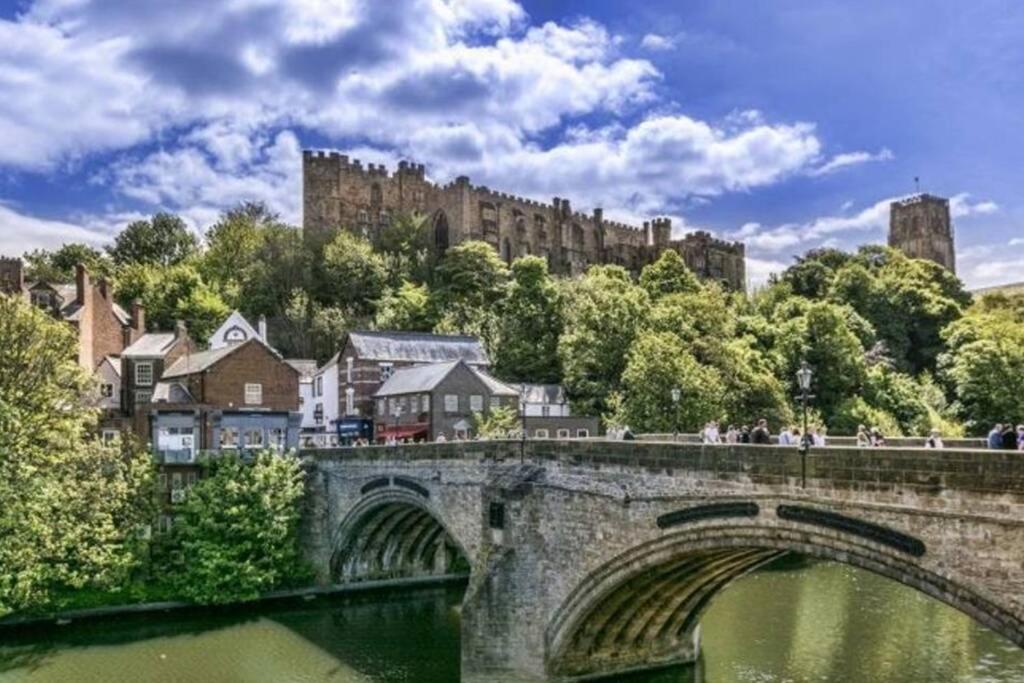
[795,361,814,488]
[670,387,681,442]
[519,384,529,464]
[391,401,403,446]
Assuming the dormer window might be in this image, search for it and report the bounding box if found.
[135,362,154,387]
[224,326,247,343]
[379,363,394,382]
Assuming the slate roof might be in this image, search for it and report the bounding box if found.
[122,333,179,358]
[102,355,122,378]
[153,381,195,404]
[514,383,566,405]
[346,331,490,365]
[374,361,518,397]
[162,345,242,379]
[285,359,319,380]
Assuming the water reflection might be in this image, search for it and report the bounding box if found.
[1,559,1023,683]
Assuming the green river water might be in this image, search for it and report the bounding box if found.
[2,557,1023,682]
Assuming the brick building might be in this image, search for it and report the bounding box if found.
[302,151,747,290]
[310,331,490,434]
[0,258,143,370]
[374,360,519,441]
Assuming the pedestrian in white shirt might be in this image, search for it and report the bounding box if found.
[778,426,794,446]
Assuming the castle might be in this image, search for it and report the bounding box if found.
[302,151,747,291]
[888,194,956,273]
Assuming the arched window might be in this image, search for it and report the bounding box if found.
[433,210,450,254]
[571,223,585,251]
[501,238,512,264]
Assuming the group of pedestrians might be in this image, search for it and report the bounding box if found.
[854,425,891,448]
[988,423,1024,451]
[698,419,826,447]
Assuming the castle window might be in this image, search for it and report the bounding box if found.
[358,209,369,224]
[370,183,383,206]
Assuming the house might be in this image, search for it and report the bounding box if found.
[514,383,600,439]
[0,258,144,371]
[312,331,490,432]
[373,360,518,442]
[207,310,268,350]
[121,321,195,413]
[286,359,320,432]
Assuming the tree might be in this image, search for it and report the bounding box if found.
[321,231,388,317]
[638,250,700,300]
[377,212,433,286]
[117,263,230,342]
[616,332,724,433]
[374,281,436,332]
[492,256,563,383]
[558,266,649,417]
[0,295,152,616]
[108,213,199,267]
[473,406,520,439]
[165,452,309,605]
[432,241,510,351]
[24,243,114,282]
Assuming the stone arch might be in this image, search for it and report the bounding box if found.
[433,210,450,255]
[545,524,1024,680]
[330,488,470,583]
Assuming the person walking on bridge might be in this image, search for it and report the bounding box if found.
[1018,425,1024,451]
[925,429,944,449]
[989,424,1005,449]
[751,419,771,445]
[1002,424,1018,450]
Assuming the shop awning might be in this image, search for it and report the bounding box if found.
[377,423,429,440]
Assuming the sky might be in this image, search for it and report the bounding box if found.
[0,0,1020,288]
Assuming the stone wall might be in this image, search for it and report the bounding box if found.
[889,194,956,273]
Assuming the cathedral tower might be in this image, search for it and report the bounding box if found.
[888,194,956,273]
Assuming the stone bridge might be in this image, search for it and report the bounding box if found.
[300,440,1024,682]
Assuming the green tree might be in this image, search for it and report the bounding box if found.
[117,263,230,342]
[493,256,563,383]
[616,332,724,433]
[374,281,436,332]
[432,241,510,351]
[377,212,433,285]
[638,250,700,300]
[321,231,388,317]
[473,405,520,439]
[558,266,650,416]
[108,213,199,267]
[166,452,309,605]
[0,295,152,616]
[24,243,114,282]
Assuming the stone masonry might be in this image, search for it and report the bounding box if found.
[889,193,956,273]
[302,440,1024,682]
[302,151,747,290]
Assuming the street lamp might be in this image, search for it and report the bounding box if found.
[519,384,529,463]
[795,361,814,488]
[670,387,681,442]
[391,401,404,446]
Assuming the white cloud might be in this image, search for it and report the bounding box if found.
[809,147,894,177]
[745,256,789,289]
[1010,237,1024,246]
[0,202,111,254]
[640,33,675,51]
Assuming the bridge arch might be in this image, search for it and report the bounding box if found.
[330,487,470,583]
[545,524,1024,680]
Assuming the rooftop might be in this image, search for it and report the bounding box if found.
[342,330,490,366]
[122,333,178,358]
[374,360,517,397]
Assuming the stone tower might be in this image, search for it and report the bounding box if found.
[888,194,956,273]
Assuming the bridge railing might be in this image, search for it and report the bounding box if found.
[636,433,989,450]
[303,439,1024,497]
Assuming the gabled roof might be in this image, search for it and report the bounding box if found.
[374,360,518,398]
[285,359,318,380]
[161,338,292,379]
[346,330,490,365]
[122,333,179,358]
[514,383,566,404]
[209,311,261,350]
[100,355,122,378]
[153,381,195,404]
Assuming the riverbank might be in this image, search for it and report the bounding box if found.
[0,574,468,634]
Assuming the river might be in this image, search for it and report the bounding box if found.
[2,557,1023,682]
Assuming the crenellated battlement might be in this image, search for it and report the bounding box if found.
[302,149,427,181]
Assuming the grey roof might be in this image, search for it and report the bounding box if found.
[153,381,195,404]
[514,383,566,405]
[473,369,519,397]
[375,361,459,396]
[112,303,131,326]
[285,359,319,380]
[102,356,122,378]
[348,331,490,365]
[162,344,240,379]
[122,333,178,358]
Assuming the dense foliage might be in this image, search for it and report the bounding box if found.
[162,452,310,605]
[0,295,153,617]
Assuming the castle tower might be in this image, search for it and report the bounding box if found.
[888,194,956,273]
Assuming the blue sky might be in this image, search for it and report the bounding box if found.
[0,0,1020,287]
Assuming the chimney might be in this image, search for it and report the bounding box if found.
[75,264,89,305]
[131,299,145,335]
[0,257,24,295]
[258,315,268,343]
[98,279,110,300]
[175,319,187,339]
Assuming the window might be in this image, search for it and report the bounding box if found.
[346,357,354,384]
[135,391,152,405]
[557,429,570,439]
[470,395,483,412]
[576,429,590,438]
[345,387,355,415]
[101,383,115,398]
[389,397,398,415]
[542,406,551,417]
[245,383,263,405]
[186,471,198,487]
[535,429,549,439]
[490,396,501,409]
[489,502,506,530]
[158,473,167,491]
[314,403,324,424]
[444,394,459,413]
[220,427,239,449]
[410,395,419,414]
[102,429,118,445]
[316,376,323,397]
[380,363,394,382]
[158,515,173,535]
[171,472,183,490]
[244,429,264,448]
[377,399,385,415]
[270,428,286,450]
[135,362,154,387]
[422,394,430,413]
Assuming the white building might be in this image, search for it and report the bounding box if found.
[516,384,572,417]
[208,310,266,350]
